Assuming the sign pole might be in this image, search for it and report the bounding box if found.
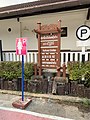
[16,38,27,101]
[22,55,24,101]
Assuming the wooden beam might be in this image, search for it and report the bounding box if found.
[34,29,59,34]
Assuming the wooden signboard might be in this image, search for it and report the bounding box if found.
[34,21,61,76]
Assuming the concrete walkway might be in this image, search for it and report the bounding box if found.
[0,90,89,120]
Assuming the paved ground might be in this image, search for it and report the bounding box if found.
[0,90,90,120]
[0,107,73,120]
[0,108,52,120]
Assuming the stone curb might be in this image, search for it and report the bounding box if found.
[0,90,83,103]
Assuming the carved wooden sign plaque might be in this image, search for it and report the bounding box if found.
[34,21,61,76]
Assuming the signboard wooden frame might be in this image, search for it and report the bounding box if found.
[34,21,61,76]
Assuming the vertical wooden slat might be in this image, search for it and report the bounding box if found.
[9,53,12,61]
[73,53,75,61]
[17,55,19,61]
[13,53,16,61]
[34,52,38,63]
[88,53,90,61]
[75,53,78,61]
[68,53,70,62]
[27,53,30,62]
[2,53,4,61]
[32,53,35,63]
[80,53,82,62]
[61,52,64,67]
[25,54,27,63]
[65,52,68,66]
[24,55,26,63]
[31,53,33,63]
[85,52,88,61]
[5,53,8,61]
[29,53,31,63]
[77,53,80,61]
[70,52,73,61]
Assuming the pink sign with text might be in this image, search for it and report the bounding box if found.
[16,38,27,55]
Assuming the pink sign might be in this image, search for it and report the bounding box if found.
[16,38,27,55]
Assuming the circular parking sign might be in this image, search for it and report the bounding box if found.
[76,25,90,41]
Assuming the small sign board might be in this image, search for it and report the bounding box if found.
[41,33,58,69]
[76,25,90,56]
[16,38,27,55]
[76,25,90,41]
[76,40,90,47]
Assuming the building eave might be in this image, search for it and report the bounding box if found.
[0,0,90,20]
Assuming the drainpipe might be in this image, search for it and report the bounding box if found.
[0,40,3,61]
[20,21,22,38]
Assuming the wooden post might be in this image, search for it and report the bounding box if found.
[57,20,61,77]
[34,64,37,76]
[62,63,66,80]
[37,22,42,76]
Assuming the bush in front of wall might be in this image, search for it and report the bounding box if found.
[82,98,90,108]
[67,61,82,81]
[24,62,34,80]
[0,61,22,80]
[0,61,34,80]
[84,71,90,88]
[67,61,90,87]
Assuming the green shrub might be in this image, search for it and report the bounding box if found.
[24,62,34,79]
[0,61,34,80]
[67,61,82,81]
[82,98,90,108]
[67,61,90,86]
[84,71,90,87]
[0,61,22,80]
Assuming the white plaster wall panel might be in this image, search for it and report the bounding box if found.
[0,18,20,50]
[0,8,88,51]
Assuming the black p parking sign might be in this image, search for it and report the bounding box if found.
[76,25,90,41]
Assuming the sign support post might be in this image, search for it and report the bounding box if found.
[13,37,32,109]
[16,38,27,101]
[22,55,24,101]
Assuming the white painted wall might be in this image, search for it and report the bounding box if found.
[0,18,20,50]
[0,8,90,51]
